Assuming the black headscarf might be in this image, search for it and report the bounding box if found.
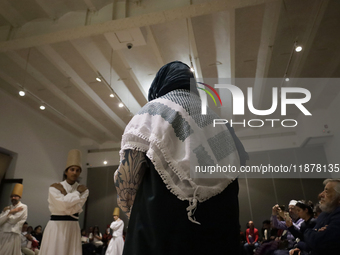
[148,61,249,165]
[148,61,199,101]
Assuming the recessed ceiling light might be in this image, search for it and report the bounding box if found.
[110,94,114,98]
[40,105,45,110]
[295,46,302,52]
[19,91,25,96]
[190,67,195,72]
[285,78,289,82]
[96,77,102,82]
[118,103,124,108]
[103,161,107,165]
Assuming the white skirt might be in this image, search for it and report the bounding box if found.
[0,232,21,255]
[105,236,124,255]
[39,220,82,255]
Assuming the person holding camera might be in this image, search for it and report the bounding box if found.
[271,200,304,254]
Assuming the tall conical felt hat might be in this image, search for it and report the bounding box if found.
[65,149,82,171]
[113,207,120,216]
[11,183,23,197]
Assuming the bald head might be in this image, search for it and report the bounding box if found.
[248,221,254,229]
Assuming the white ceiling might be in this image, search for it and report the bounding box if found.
[0,0,339,147]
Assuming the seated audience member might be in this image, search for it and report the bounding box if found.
[89,225,103,246]
[21,222,39,255]
[303,179,340,254]
[240,229,247,244]
[271,200,304,251]
[287,201,316,241]
[313,203,322,219]
[82,228,96,255]
[81,229,89,244]
[244,221,260,254]
[255,215,288,255]
[89,225,103,253]
[240,228,247,254]
[27,226,33,234]
[261,220,277,243]
[275,211,286,240]
[32,225,43,248]
[287,200,316,255]
[102,225,112,254]
[88,226,93,235]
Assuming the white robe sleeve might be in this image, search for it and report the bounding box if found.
[110,220,123,231]
[49,187,89,215]
[7,204,28,225]
[0,210,10,226]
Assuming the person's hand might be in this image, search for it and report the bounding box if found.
[51,183,67,195]
[272,204,279,215]
[8,207,23,215]
[289,248,300,255]
[77,185,88,193]
[2,206,10,212]
[318,225,328,232]
[285,217,293,227]
[25,234,33,241]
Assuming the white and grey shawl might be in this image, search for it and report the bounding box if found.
[120,89,240,224]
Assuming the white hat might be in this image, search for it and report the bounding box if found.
[11,183,23,197]
[65,149,82,171]
[289,200,297,206]
[113,207,120,217]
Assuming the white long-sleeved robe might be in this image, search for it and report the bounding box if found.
[39,180,89,255]
[0,201,28,255]
[105,219,124,255]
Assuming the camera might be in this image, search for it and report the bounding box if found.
[127,43,133,49]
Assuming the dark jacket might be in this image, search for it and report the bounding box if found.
[304,206,340,254]
[288,217,316,241]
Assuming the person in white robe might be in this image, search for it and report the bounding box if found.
[0,183,28,255]
[106,207,124,255]
[39,149,89,255]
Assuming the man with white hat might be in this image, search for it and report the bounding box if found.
[0,183,28,255]
[271,200,304,252]
[39,149,89,255]
[105,207,124,255]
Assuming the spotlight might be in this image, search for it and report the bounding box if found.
[285,78,289,82]
[295,46,302,52]
[103,161,107,165]
[110,94,114,98]
[19,91,25,96]
[40,105,45,110]
[118,103,124,108]
[96,77,102,82]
